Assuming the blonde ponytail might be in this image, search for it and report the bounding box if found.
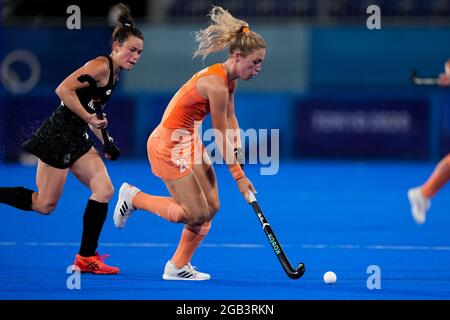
[193,6,265,60]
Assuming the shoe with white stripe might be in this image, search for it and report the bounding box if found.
[162,260,211,281]
[113,183,140,229]
[407,187,430,225]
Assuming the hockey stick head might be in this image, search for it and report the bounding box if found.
[287,262,306,279]
[410,70,439,86]
[248,191,306,280]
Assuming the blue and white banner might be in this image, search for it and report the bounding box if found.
[295,99,429,159]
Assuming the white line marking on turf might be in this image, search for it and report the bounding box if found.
[0,242,16,246]
[1,242,450,251]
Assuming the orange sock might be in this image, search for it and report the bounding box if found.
[171,221,211,268]
[422,154,450,198]
[132,192,186,223]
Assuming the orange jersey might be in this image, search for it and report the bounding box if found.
[147,64,236,181]
[161,63,235,131]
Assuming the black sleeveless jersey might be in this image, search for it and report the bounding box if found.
[62,55,116,114]
[22,55,117,169]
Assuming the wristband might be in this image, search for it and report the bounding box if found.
[229,163,245,180]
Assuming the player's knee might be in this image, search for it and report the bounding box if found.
[37,202,58,215]
[92,184,115,202]
[185,213,208,226]
[167,202,186,223]
[32,194,58,215]
[104,184,115,201]
[185,220,211,236]
[183,203,214,225]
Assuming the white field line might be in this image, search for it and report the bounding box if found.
[0,242,449,251]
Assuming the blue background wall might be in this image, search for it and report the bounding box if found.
[310,27,450,89]
[2,25,450,162]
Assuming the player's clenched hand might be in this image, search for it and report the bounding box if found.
[438,73,450,87]
[86,113,108,129]
[236,176,257,203]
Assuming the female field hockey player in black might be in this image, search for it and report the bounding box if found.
[0,3,143,274]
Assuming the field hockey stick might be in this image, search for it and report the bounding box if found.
[410,70,439,86]
[248,191,306,279]
[77,74,120,160]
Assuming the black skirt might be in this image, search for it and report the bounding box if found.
[23,104,93,169]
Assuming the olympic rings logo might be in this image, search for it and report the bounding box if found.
[1,49,41,94]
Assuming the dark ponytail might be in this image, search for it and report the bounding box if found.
[111,3,143,44]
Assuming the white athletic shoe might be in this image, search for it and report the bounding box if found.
[407,187,430,225]
[113,183,141,229]
[162,260,211,281]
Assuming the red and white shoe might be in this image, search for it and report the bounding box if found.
[73,252,120,275]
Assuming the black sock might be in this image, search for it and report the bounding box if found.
[79,199,108,257]
[0,187,34,211]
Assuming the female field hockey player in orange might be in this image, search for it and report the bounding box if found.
[0,3,143,274]
[113,6,266,280]
[408,59,450,224]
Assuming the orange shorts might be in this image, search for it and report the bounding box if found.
[147,125,205,181]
